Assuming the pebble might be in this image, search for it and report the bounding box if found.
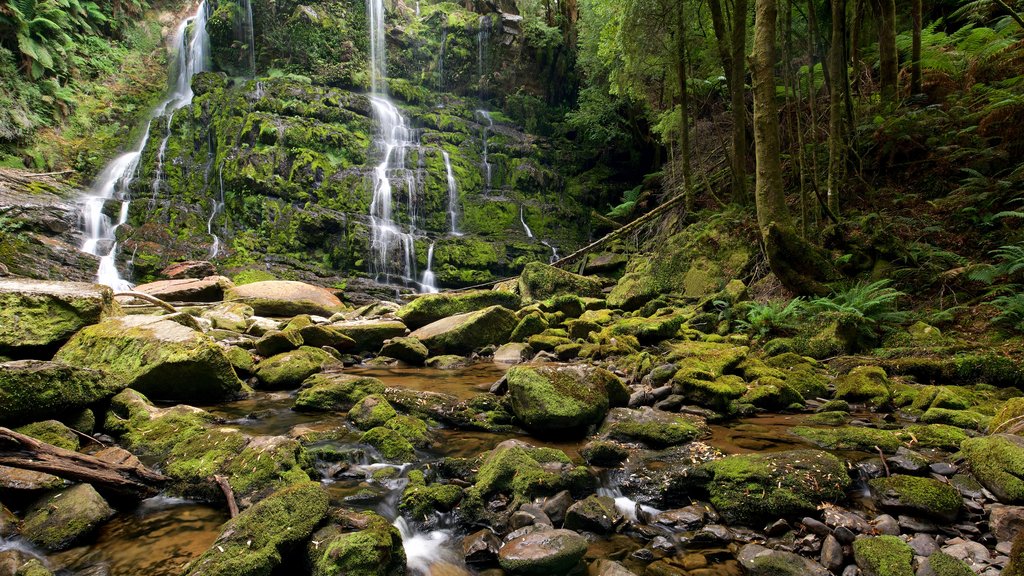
[909,534,938,556]
[873,514,901,535]
[833,526,856,545]
[801,517,830,536]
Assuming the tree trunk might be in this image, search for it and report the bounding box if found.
[708,0,734,86]
[876,0,898,103]
[731,0,749,204]
[828,0,847,216]
[678,21,694,212]
[911,0,922,94]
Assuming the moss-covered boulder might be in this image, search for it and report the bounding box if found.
[961,434,1024,503]
[506,364,617,434]
[740,377,805,410]
[469,440,593,507]
[360,427,415,461]
[894,424,968,451]
[293,373,385,412]
[253,329,303,357]
[498,528,588,575]
[672,374,748,412]
[598,407,710,448]
[15,420,79,451]
[400,469,463,519]
[694,449,850,525]
[527,333,573,352]
[184,481,329,576]
[396,290,522,329]
[992,397,1024,434]
[668,340,748,380]
[0,279,120,358]
[297,324,358,350]
[922,551,975,576]
[54,315,246,403]
[792,426,901,453]
[920,408,990,431]
[517,262,603,302]
[563,495,623,534]
[409,305,518,355]
[869,474,962,522]
[348,394,398,430]
[510,311,549,342]
[21,484,115,551]
[254,346,339,389]
[12,558,52,576]
[852,535,914,576]
[0,360,115,426]
[379,337,429,365]
[834,366,892,406]
[606,311,687,344]
[201,302,254,332]
[329,320,408,353]
[306,510,406,576]
[224,280,345,316]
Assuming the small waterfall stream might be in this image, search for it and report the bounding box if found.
[442,150,461,235]
[477,110,493,194]
[242,0,256,77]
[520,205,533,238]
[421,242,438,293]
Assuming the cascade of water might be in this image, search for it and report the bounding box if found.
[80,1,210,290]
[441,150,461,235]
[436,26,448,93]
[519,205,533,238]
[420,242,437,293]
[394,517,454,575]
[477,14,491,98]
[207,163,225,258]
[540,240,559,263]
[477,110,493,194]
[243,0,256,77]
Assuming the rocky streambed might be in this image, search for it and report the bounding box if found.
[1,264,1023,576]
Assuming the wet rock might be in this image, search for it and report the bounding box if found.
[909,533,939,556]
[224,280,344,316]
[822,505,872,534]
[619,443,724,508]
[872,514,901,535]
[133,276,233,303]
[469,440,592,508]
[518,262,603,302]
[184,482,329,575]
[563,495,623,534]
[54,315,246,403]
[464,529,502,565]
[588,558,638,576]
[397,290,522,329]
[0,279,120,358]
[0,504,16,537]
[293,372,385,412]
[738,543,830,575]
[598,407,710,448]
[510,504,552,529]
[21,484,114,551]
[930,462,958,476]
[941,539,990,565]
[990,504,1024,542]
[493,342,533,365]
[426,355,469,369]
[690,524,732,546]
[13,558,52,576]
[541,491,574,526]
[821,534,844,570]
[802,517,831,536]
[410,306,517,355]
[886,447,931,475]
[498,528,588,575]
[253,346,339,389]
[898,515,937,533]
[853,535,914,576]
[379,336,429,365]
[0,360,114,426]
[506,364,618,434]
[869,474,962,522]
[348,394,398,430]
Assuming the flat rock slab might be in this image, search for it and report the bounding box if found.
[0,359,115,425]
[0,279,119,355]
[133,276,234,303]
[225,280,344,316]
[161,260,216,279]
[498,528,587,575]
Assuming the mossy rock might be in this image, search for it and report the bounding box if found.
[293,372,386,412]
[923,551,975,576]
[527,333,573,352]
[329,320,408,353]
[782,364,830,400]
[472,440,593,507]
[201,302,254,332]
[834,366,892,406]
[672,375,748,412]
[15,420,79,451]
[580,439,630,466]
[791,426,901,453]
[379,337,429,365]
[254,346,339,389]
[360,427,415,461]
[54,315,246,403]
[869,474,962,522]
[425,355,468,369]
[910,385,975,413]
[0,279,120,357]
[184,481,330,576]
[348,394,397,431]
[852,535,914,576]
[606,311,687,345]
[805,411,850,426]
[517,262,603,302]
[506,364,614,434]
[498,528,588,575]
[297,324,358,350]
[396,290,522,329]
[307,510,406,576]
[223,346,256,375]
[598,407,710,448]
[0,360,116,426]
[400,469,463,519]
[920,408,990,431]
[13,559,52,576]
[695,449,850,525]
[539,294,586,318]
[740,377,805,410]
[384,415,431,447]
[668,340,748,381]
[254,329,304,357]
[990,397,1024,434]
[21,484,115,551]
[895,424,969,451]
[961,434,1024,503]
[563,495,623,534]
[409,305,518,355]
[510,311,549,342]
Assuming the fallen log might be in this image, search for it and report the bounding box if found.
[0,427,167,498]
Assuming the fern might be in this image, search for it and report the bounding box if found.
[992,292,1024,333]
[804,280,910,345]
[736,299,805,338]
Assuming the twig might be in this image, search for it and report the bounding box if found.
[113,292,178,314]
[877,446,890,477]
[214,474,239,518]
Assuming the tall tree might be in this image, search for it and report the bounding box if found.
[911,0,922,94]
[875,0,898,103]
[708,0,749,204]
[828,0,848,216]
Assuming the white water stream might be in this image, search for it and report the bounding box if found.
[420,241,438,293]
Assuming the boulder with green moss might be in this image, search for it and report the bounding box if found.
[510,311,549,342]
[598,407,710,448]
[54,315,246,403]
[672,374,748,412]
[379,337,429,365]
[20,484,115,551]
[740,377,805,410]
[254,346,339,389]
[518,262,603,302]
[539,294,586,317]
[606,310,687,344]
[184,481,329,576]
[469,440,594,508]
[293,372,385,412]
[396,290,522,329]
[253,329,303,357]
[992,397,1024,434]
[360,427,415,461]
[920,407,990,431]
[834,366,892,406]
[224,280,345,317]
[329,319,408,352]
[13,558,52,576]
[0,360,115,425]
[0,279,120,358]
[297,324,358,350]
[668,340,748,381]
[506,364,618,434]
[306,509,406,576]
[894,424,968,451]
[400,469,463,519]
[792,426,901,453]
[961,434,1024,503]
[922,551,975,576]
[869,474,961,521]
[852,535,914,576]
[201,302,254,332]
[410,305,518,355]
[498,528,588,575]
[348,394,397,430]
[15,420,78,451]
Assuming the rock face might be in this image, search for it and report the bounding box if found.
[54,315,246,402]
[396,290,523,329]
[498,528,588,575]
[506,364,617,434]
[0,360,114,425]
[0,279,120,357]
[133,275,234,302]
[224,280,344,316]
[410,305,518,355]
[21,484,115,551]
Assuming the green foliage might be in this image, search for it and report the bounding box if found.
[737,298,805,338]
[992,293,1024,334]
[803,280,910,344]
[606,185,641,219]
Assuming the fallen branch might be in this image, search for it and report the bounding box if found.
[0,427,167,498]
[213,474,239,518]
[113,291,178,314]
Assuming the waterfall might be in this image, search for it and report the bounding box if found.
[436,26,448,93]
[541,240,559,263]
[441,150,461,235]
[207,163,225,258]
[80,1,210,290]
[477,14,491,98]
[420,242,437,293]
[242,0,256,77]
[394,517,453,575]
[520,205,533,238]
[477,110,493,194]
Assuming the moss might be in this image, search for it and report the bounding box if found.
[0,281,119,354]
[396,290,522,329]
[14,559,52,576]
[378,337,429,365]
[184,482,329,576]
[510,311,549,342]
[741,377,805,410]
[852,536,914,576]
[20,484,115,551]
[869,474,962,521]
[518,262,603,302]
[15,420,79,451]
[805,411,850,426]
[581,439,630,466]
[834,366,892,406]
[527,333,574,352]
[920,407,990,431]
[668,340,749,381]
[0,360,117,425]
[400,470,463,519]
[425,355,468,369]
[223,346,256,375]
[254,346,338,389]
[783,365,830,399]
[961,434,1024,503]
[472,443,589,507]
[607,312,687,345]
[294,373,385,412]
[991,397,1024,434]
[539,294,586,317]
[360,427,415,462]
[599,407,710,448]
[384,415,430,447]
[254,329,304,357]
[895,424,968,451]
[410,305,518,355]
[308,511,406,576]
[926,551,975,576]
[910,385,975,412]
[506,365,612,434]
[672,375,748,412]
[792,426,901,453]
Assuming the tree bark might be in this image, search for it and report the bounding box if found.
[752,0,791,233]
[911,0,922,94]
[828,0,847,216]
[708,0,734,86]
[678,18,694,212]
[731,0,750,205]
[876,0,898,103]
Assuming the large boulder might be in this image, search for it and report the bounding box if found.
[254,347,339,389]
[498,528,588,575]
[506,365,618,434]
[54,315,246,403]
[224,280,344,316]
[738,544,830,576]
[0,360,115,425]
[396,290,523,329]
[869,474,962,522]
[409,305,518,355]
[133,276,234,303]
[0,279,120,357]
[598,407,710,448]
[306,509,406,576]
[517,262,603,302]
[961,434,1024,503]
[293,372,386,412]
[853,535,914,576]
[184,482,329,576]
[329,319,408,352]
[20,484,115,551]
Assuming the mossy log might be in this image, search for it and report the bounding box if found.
[0,427,167,498]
